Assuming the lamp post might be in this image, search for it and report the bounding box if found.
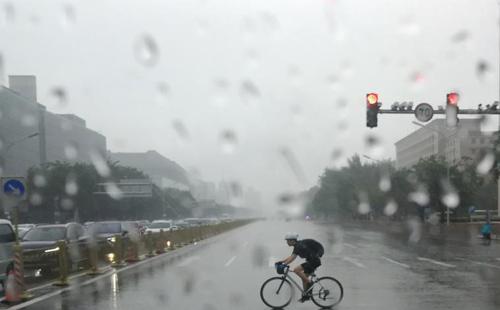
[412,121,458,225]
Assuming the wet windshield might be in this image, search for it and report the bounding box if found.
[23,227,66,242]
[0,0,499,309]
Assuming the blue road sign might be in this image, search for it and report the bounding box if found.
[3,179,26,197]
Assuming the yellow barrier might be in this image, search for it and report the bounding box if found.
[53,241,69,286]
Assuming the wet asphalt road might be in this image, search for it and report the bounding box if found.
[12,220,500,310]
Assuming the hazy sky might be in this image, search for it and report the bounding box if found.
[1,0,499,205]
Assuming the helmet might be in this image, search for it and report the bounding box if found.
[284,232,299,240]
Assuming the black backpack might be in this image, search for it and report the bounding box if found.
[302,239,324,258]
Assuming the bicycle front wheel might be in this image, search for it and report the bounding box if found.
[260,277,294,309]
[311,276,343,309]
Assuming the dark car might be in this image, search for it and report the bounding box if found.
[21,223,88,276]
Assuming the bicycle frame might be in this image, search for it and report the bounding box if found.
[276,266,318,296]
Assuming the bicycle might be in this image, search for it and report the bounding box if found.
[260,263,343,309]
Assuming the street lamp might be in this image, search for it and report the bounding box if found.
[411,121,457,225]
[363,154,382,163]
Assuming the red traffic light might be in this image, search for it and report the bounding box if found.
[447,92,459,105]
[366,93,378,106]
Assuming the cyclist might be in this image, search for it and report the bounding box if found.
[277,233,324,302]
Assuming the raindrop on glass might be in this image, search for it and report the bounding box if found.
[398,18,420,36]
[408,188,429,206]
[49,86,68,108]
[105,182,124,200]
[90,151,110,177]
[220,130,237,154]
[476,60,493,81]
[64,143,78,160]
[379,175,391,192]
[21,114,36,127]
[195,18,209,36]
[213,78,230,107]
[277,193,294,205]
[407,217,422,243]
[326,75,340,91]
[134,34,159,67]
[172,119,189,140]
[451,30,468,43]
[260,12,278,32]
[331,148,343,162]
[410,71,425,86]
[34,174,47,187]
[279,147,307,184]
[3,3,14,23]
[441,191,459,209]
[239,80,261,103]
[61,4,76,28]
[156,82,170,106]
[476,152,495,175]
[30,193,43,206]
[358,201,370,215]
[65,177,78,196]
[61,198,74,211]
[251,245,269,268]
[384,199,398,216]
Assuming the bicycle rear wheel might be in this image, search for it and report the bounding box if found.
[310,276,343,308]
[260,277,294,309]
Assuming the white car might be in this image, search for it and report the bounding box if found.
[145,220,176,233]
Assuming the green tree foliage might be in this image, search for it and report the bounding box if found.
[309,154,497,222]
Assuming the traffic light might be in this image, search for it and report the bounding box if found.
[366,93,379,128]
[446,92,459,127]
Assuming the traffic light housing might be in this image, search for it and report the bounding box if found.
[446,92,459,127]
[366,93,379,128]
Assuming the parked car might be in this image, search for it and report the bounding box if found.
[18,224,36,239]
[21,223,88,276]
[87,221,141,242]
[0,220,15,289]
[145,220,176,233]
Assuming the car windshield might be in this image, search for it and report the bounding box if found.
[93,223,122,234]
[23,227,66,242]
[149,222,171,229]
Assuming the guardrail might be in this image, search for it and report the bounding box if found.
[19,219,254,288]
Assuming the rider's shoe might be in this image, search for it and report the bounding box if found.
[298,294,311,303]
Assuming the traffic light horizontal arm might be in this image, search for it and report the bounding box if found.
[378,109,500,115]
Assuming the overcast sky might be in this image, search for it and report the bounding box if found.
[1,0,499,206]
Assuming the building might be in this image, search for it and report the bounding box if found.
[0,76,106,177]
[109,150,190,190]
[395,119,496,169]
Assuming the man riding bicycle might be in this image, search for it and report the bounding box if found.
[277,233,324,302]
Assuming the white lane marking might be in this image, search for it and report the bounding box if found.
[417,257,456,268]
[177,256,200,267]
[225,256,237,267]
[343,243,359,249]
[382,256,410,269]
[456,257,500,269]
[269,256,278,267]
[342,256,366,269]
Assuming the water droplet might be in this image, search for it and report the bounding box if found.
[213,78,230,107]
[30,193,43,206]
[60,118,73,131]
[476,152,495,175]
[34,174,47,187]
[441,191,459,209]
[379,175,391,192]
[195,18,209,36]
[61,198,74,211]
[61,4,76,28]
[336,121,348,131]
[239,80,261,103]
[49,86,68,108]
[408,188,429,206]
[428,212,440,225]
[384,199,398,216]
[64,143,78,160]
[365,134,384,157]
[156,82,170,106]
[277,193,294,205]
[251,245,269,268]
[65,177,78,196]
[3,3,14,23]
[326,75,340,91]
[245,49,260,70]
[331,149,343,162]
[410,71,425,86]
[134,34,159,67]
[451,30,468,43]
[476,60,493,81]
[407,217,422,243]
[357,192,370,215]
[288,65,301,86]
[105,182,123,200]
[172,119,189,140]
[220,130,237,154]
[90,151,110,177]
[260,12,278,32]
[398,18,420,36]
[21,114,36,127]
[279,147,307,184]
